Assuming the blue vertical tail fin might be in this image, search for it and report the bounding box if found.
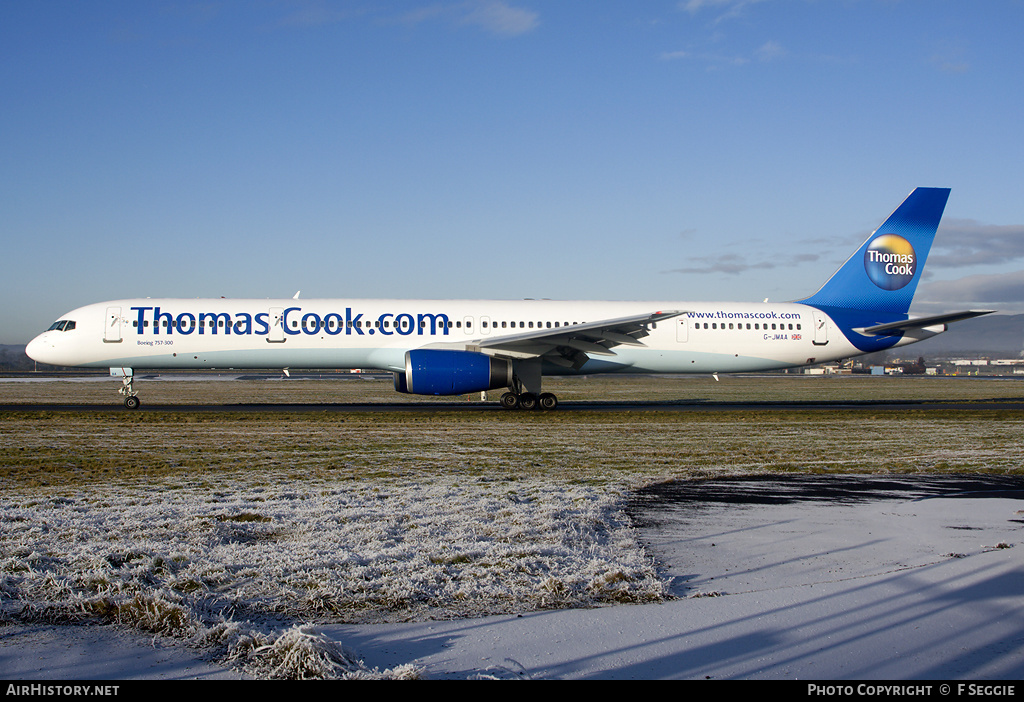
[798,187,950,314]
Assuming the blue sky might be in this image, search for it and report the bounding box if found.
[3,0,1023,344]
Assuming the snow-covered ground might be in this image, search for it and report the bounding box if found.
[2,475,1021,680]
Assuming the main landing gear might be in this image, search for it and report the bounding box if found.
[499,391,558,411]
[499,361,557,410]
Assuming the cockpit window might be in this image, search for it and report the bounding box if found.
[46,320,76,332]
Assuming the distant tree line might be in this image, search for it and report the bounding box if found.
[0,345,63,372]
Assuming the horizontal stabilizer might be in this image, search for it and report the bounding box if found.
[860,310,995,335]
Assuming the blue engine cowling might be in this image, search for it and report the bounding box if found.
[394,349,513,396]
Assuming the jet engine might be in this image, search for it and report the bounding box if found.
[394,349,513,396]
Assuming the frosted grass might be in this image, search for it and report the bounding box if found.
[0,471,663,677]
[2,378,1023,677]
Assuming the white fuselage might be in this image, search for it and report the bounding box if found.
[25,297,932,375]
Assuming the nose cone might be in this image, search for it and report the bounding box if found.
[26,333,57,365]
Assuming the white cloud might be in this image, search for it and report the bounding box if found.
[392,1,539,37]
[275,1,366,28]
[920,270,1024,306]
[659,48,749,67]
[680,0,770,23]
[660,50,691,61]
[928,40,970,74]
[660,40,784,68]
[460,0,539,36]
[755,40,786,62]
[930,219,1024,268]
[664,251,818,276]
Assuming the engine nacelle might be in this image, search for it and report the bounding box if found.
[394,349,513,396]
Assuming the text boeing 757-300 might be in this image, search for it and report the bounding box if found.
[27,188,992,410]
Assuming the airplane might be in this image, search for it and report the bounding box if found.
[26,187,992,410]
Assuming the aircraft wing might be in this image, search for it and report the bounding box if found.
[859,310,995,335]
[460,310,687,369]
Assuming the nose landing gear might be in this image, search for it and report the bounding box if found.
[111,367,140,409]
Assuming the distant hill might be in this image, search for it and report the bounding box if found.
[0,345,36,371]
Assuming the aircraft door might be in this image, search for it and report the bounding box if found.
[675,317,689,342]
[104,307,122,343]
[812,311,829,346]
[268,307,286,343]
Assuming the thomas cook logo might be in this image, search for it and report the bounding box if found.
[864,234,916,290]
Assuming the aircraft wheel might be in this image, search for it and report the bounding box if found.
[499,392,519,410]
[539,392,558,410]
[518,392,538,410]
[124,396,140,410]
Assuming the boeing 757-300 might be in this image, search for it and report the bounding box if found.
[26,188,992,409]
